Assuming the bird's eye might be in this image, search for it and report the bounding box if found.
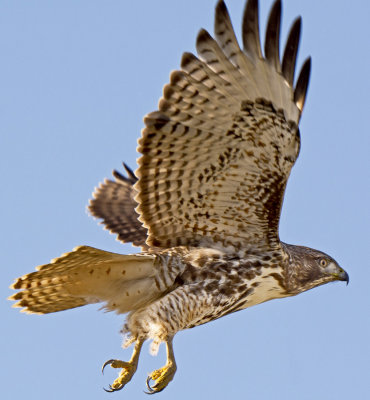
[319,259,328,267]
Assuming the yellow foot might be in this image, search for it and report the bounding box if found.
[146,363,177,394]
[102,359,137,392]
[102,339,143,392]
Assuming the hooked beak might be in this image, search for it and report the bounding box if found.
[336,268,349,285]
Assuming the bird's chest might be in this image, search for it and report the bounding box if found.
[180,257,287,321]
[239,272,288,309]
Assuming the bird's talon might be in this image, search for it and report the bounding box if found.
[144,364,175,394]
[103,382,125,393]
[102,359,114,374]
[145,376,155,394]
[102,357,140,392]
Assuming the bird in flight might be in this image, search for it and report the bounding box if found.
[9,0,348,394]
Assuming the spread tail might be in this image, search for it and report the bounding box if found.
[9,246,158,314]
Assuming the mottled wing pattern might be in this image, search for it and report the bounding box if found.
[135,0,311,251]
[89,164,148,248]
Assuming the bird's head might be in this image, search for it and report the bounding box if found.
[282,243,349,294]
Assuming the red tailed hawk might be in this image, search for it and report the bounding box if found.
[9,0,349,394]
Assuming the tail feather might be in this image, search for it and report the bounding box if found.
[9,246,157,314]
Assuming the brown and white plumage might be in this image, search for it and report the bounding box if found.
[9,0,348,394]
[89,163,147,247]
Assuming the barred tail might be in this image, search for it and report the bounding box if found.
[8,246,157,315]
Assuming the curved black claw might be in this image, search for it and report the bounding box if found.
[144,376,164,395]
[102,359,115,374]
[103,385,114,393]
[103,384,124,393]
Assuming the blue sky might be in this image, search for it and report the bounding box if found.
[2,1,369,399]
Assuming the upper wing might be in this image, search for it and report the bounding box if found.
[89,163,148,248]
[135,0,311,252]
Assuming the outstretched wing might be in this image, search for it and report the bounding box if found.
[89,164,148,247]
[135,0,310,252]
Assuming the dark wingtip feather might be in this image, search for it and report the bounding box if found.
[282,16,301,85]
[214,0,230,36]
[264,0,282,70]
[215,0,227,18]
[181,52,197,69]
[215,0,231,35]
[112,163,137,184]
[123,163,137,182]
[294,56,311,112]
[112,169,128,183]
[242,0,262,59]
[196,28,213,50]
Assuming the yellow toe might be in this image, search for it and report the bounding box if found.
[146,363,177,393]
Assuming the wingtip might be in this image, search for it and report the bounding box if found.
[214,0,229,30]
[112,163,137,184]
[264,0,282,70]
[242,0,262,59]
[294,56,311,112]
[196,28,212,46]
[271,0,282,12]
[122,162,137,182]
[215,0,226,12]
[290,16,302,41]
[181,52,196,69]
[282,16,302,85]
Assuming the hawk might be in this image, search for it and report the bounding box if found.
[9,0,349,394]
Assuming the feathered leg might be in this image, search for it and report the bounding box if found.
[146,337,177,394]
[102,338,143,392]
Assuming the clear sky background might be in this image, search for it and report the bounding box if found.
[2,1,369,399]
